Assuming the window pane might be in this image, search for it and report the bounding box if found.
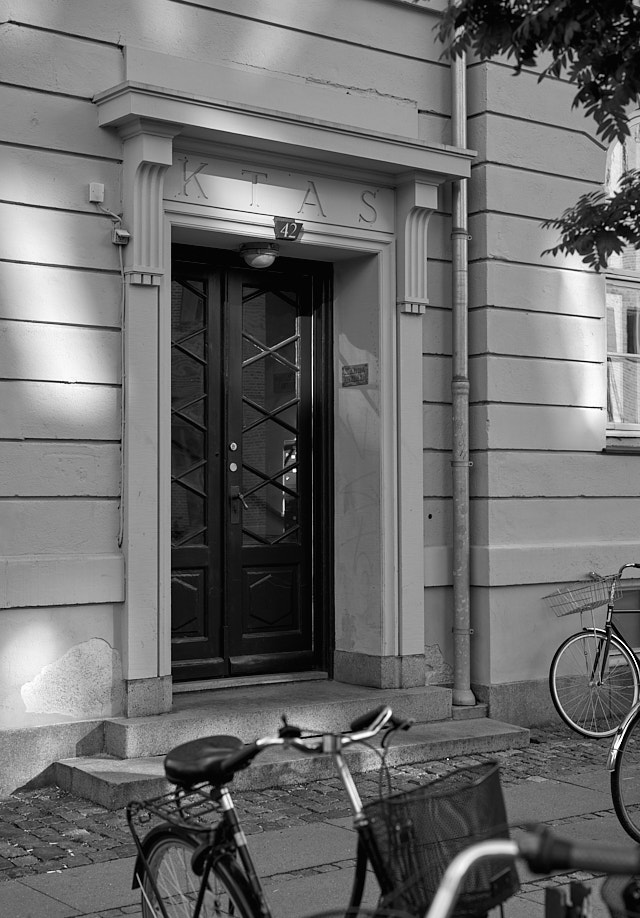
[608,355,640,424]
[606,283,640,424]
[607,130,640,271]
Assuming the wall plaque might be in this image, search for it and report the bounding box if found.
[341,364,369,387]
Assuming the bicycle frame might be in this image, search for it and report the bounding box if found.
[585,621,625,685]
[583,563,640,685]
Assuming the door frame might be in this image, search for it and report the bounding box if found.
[170,245,334,681]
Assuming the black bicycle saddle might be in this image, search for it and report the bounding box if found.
[164,734,243,786]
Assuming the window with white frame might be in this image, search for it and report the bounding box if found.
[606,118,640,435]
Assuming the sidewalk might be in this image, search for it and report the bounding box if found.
[0,724,634,918]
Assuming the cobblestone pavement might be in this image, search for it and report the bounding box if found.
[0,723,616,888]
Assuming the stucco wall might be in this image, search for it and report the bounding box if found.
[2,0,627,725]
[0,6,126,722]
[462,57,639,713]
[0,0,459,719]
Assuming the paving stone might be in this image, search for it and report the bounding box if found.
[0,722,616,887]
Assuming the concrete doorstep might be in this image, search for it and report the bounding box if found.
[54,717,529,809]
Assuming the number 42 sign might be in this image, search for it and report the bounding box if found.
[274,217,304,240]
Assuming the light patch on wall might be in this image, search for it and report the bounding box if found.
[21,638,124,718]
[425,644,453,685]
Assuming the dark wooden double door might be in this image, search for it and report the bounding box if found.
[170,248,331,681]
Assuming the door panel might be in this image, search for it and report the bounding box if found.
[171,275,225,677]
[170,251,330,681]
[226,276,312,673]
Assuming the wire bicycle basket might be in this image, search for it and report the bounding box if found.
[362,762,519,918]
[543,575,620,617]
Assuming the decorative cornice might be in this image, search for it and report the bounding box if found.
[95,81,473,181]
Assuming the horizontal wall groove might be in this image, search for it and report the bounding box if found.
[0,495,121,502]
[467,255,595,276]
[469,352,602,365]
[468,207,591,225]
[0,438,121,445]
[0,491,121,506]
[468,447,604,454]
[171,0,446,65]
[0,378,122,387]
[4,19,124,50]
[469,302,602,319]
[0,81,95,104]
[471,158,602,189]
[468,108,605,151]
[0,317,122,333]
[468,399,604,409]
[469,494,640,501]
[467,56,575,88]
[0,258,121,276]
[0,140,122,165]
[0,199,120,219]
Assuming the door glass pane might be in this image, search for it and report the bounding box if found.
[171,279,208,545]
[241,287,300,546]
[607,282,640,425]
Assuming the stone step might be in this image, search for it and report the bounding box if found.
[103,682,454,758]
[54,717,530,810]
[451,702,489,720]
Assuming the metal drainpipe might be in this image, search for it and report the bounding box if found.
[451,50,476,706]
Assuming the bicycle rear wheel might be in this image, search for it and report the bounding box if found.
[549,630,639,738]
[142,829,258,918]
[612,706,640,843]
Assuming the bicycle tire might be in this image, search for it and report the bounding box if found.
[549,629,640,738]
[141,828,259,918]
[612,705,640,843]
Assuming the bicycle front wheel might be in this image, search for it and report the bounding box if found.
[612,706,640,842]
[142,830,258,918]
[549,630,639,738]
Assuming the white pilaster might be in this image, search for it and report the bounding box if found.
[116,119,179,693]
[395,178,438,662]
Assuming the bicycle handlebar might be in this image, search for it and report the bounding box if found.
[349,704,413,734]
[618,563,640,577]
[425,827,640,918]
[519,825,640,874]
[217,704,410,779]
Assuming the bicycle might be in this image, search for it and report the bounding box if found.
[420,824,640,918]
[546,563,640,738]
[608,696,640,843]
[126,705,519,918]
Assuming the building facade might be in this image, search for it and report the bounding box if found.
[1,0,637,787]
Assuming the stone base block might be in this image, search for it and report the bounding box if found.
[123,675,172,717]
[333,651,425,688]
[473,679,559,727]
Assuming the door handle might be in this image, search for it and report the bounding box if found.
[230,486,249,509]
